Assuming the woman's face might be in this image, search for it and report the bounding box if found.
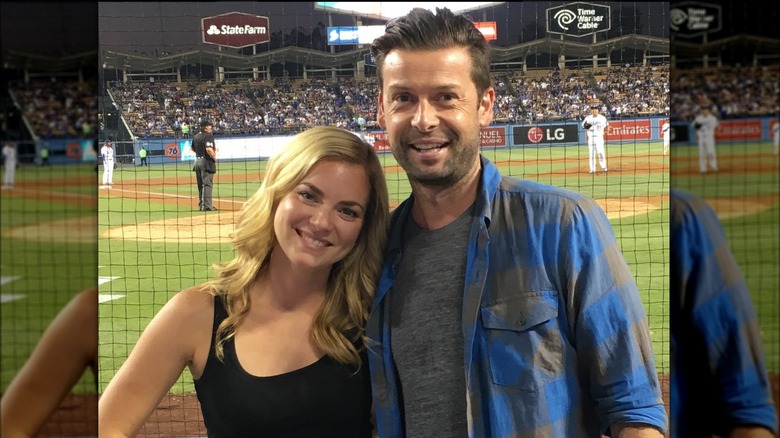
[273,160,370,274]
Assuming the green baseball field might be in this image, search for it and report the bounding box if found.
[92,140,672,434]
[2,138,777,436]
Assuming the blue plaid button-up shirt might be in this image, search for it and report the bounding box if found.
[670,189,778,437]
[367,156,667,437]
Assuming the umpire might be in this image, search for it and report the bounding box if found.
[192,120,218,211]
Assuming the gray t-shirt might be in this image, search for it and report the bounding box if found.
[389,205,473,437]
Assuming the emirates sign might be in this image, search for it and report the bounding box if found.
[202,12,269,48]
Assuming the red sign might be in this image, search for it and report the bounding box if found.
[365,132,390,152]
[715,120,762,141]
[202,12,269,48]
[480,127,506,147]
[164,143,181,159]
[473,21,497,41]
[606,120,652,142]
[66,142,82,159]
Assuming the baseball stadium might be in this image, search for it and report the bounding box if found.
[0,1,777,437]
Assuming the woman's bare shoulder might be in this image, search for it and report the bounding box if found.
[163,285,216,319]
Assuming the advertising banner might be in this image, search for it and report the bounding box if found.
[202,12,269,48]
[513,125,579,145]
[546,2,611,37]
[715,119,762,141]
[605,119,652,142]
[480,127,507,147]
[669,2,722,37]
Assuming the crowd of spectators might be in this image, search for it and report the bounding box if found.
[9,78,97,139]
[670,64,779,120]
[105,63,671,138]
[13,62,777,140]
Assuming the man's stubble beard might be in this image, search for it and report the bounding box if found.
[392,130,481,189]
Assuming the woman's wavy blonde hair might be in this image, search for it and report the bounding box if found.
[205,126,389,367]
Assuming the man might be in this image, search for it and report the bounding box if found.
[2,142,17,189]
[366,7,666,437]
[670,189,777,437]
[582,104,609,173]
[100,139,114,189]
[662,119,670,156]
[693,106,719,174]
[773,121,779,155]
[139,147,148,166]
[191,120,217,211]
[40,146,50,166]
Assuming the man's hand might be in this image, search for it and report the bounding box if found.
[610,423,664,437]
[583,122,592,130]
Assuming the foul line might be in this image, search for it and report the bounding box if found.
[106,188,245,205]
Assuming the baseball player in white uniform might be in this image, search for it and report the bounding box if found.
[693,107,719,174]
[100,139,115,188]
[2,142,17,189]
[773,121,779,155]
[582,105,608,174]
[662,119,670,156]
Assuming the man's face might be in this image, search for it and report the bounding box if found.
[204,125,213,133]
[377,46,494,187]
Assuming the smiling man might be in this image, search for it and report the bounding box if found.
[365,7,667,438]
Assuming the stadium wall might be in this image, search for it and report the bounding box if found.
[114,116,674,166]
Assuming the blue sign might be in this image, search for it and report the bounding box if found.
[364,53,376,66]
[328,26,359,44]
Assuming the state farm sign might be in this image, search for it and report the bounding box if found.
[202,12,269,48]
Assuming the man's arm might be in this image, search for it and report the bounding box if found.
[562,197,668,435]
[206,146,216,161]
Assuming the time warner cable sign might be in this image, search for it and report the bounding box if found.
[546,2,611,37]
[202,12,269,49]
[669,2,721,38]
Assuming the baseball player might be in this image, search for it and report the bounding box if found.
[2,142,17,189]
[773,121,779,155]
[662,119,670,156]
[100,139,115,188]
[582,104,609,174]
[693,107,719,174]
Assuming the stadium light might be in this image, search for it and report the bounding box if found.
[314,2,506,20]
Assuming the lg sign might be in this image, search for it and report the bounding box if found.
[513,125,579,145]
[202,12,269,48]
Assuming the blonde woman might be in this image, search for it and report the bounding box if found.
[99,126,389,437]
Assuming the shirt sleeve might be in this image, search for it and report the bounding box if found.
[671,192,778,434]
[561,197,667,434]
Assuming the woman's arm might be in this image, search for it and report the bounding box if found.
[1,288,98,438]
[98,288,213,438]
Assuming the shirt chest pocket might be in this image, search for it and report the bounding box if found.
[480,291,563,391]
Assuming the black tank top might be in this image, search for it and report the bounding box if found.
[194,296,373,438]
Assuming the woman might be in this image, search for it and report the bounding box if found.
[99,126,390,437]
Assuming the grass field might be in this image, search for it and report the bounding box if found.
[4,138,776,433]
[0,164,97,393]
[96,140,672,393]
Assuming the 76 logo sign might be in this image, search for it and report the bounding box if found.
[164,143,181,159]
